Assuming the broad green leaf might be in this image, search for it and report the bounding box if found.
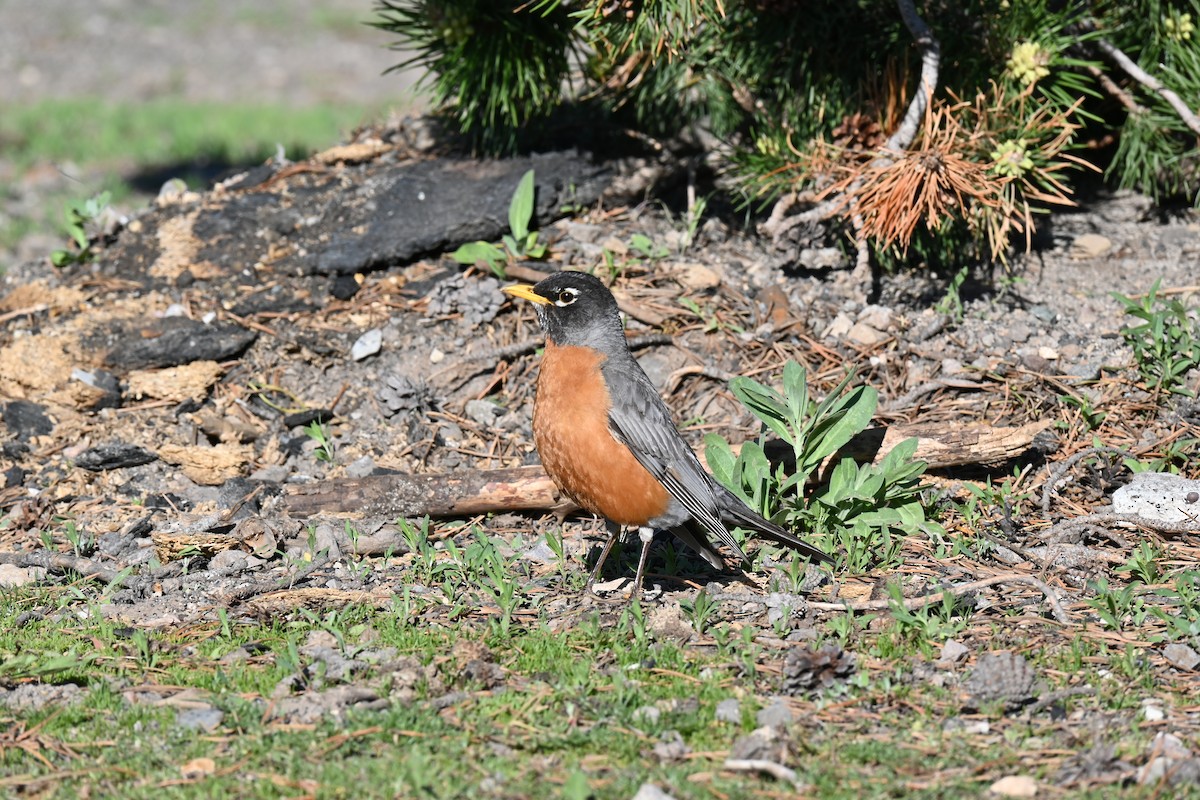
[509,169,536,241]
[730,376,793,445]
[451,241,506,272]
[704,434,736,486]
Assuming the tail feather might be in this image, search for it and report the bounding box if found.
[717,488,835,566]
[665,526,727,570]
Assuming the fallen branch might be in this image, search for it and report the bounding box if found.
[281,422,1051,518]
[808,573,1071,625]
[0,551,124,584]
[281,465,572,519]
[1042,512,1200,542]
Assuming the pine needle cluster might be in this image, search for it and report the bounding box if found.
[372,0,1200,262]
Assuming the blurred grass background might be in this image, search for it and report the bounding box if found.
[0,0,421,266]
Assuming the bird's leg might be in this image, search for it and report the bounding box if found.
[584,520,623,595]
[631,526,656,594]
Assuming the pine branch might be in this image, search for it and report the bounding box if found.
[761,0,942,267]
[1092,34,1200,136]
[887,0,941,154]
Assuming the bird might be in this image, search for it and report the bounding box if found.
[502,270,834,593]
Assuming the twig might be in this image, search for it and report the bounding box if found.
[723,759,802,786]
[0,551,123,584]
[1042,511,1200,540]
[664,364,733,394]
[1040,446,1132,512]
[1082,63,1146,115]
[809,573,1071,624]
[220,557,330,604]
[1026,686,1097,715]
[1093,35,1200,136]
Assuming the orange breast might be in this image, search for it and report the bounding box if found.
[533,342,671,526]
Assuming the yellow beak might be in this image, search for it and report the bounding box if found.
[501,284,552,305]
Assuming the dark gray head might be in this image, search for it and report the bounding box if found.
[502,271,626,351]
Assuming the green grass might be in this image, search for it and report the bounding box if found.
[3,576,1193,800]
[0,98,383,172]
[0,97,389,257]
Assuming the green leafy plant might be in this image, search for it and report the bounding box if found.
[303,420,335,463]
[51,190,111,267]
[934,265,970,322]
[1115,542,1165,585]
[885,584,970,657]
[705,361,944,573]
[452,169,546,277]
[1113,280,1200,396]
[1088,578,1149,631]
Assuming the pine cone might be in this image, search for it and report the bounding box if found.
[781,644,856,695]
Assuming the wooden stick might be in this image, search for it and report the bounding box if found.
[281,465,573,519]
[280,421,1051,518]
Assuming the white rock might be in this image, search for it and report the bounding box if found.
[351,328,383,361]
[1112,472,1200,524]
[631,784,677,800]
[847,321,888,346]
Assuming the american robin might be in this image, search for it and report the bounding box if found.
[502,271,834,592]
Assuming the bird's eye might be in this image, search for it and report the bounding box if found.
[555,288,579,307]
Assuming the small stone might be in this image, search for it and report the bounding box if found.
[939,639,970,664]
[312,523,343,561]
[715,698,741,724]
[674,262,722,291]
[0,564,34,588]
[857,304,894,330]
[824,312,854,339]
[652,730,690,762]
[2,400,53,440]
[631,784,677,800]
[430,348,445,364]
[465,399,501,427]
[988,775,1038,797]
[345,455,376,479]
[351,328,383,361]
[1163,643,1200,671]
[208,549,248,573]
[330,274,361,300]
[730,725,789,762]
[1071,233,1112,258]
[846,322,888,346]
[75,443,158,471]
[1028,305,1057,323]
[755,698,793,728]
[632,705,661,725]
[177,706,224,732]
[1113,473,1200,524]
[1141,700,1165,722]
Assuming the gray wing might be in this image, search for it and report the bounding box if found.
[603,359,750,563]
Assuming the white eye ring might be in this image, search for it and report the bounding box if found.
[554,288,579,307]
